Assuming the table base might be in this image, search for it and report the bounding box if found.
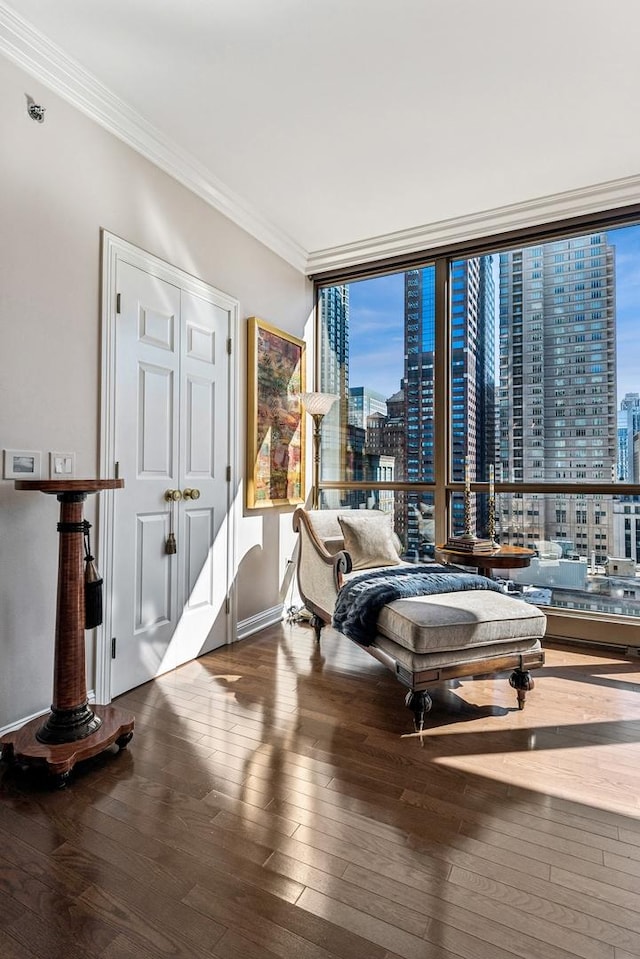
[0,704,134,787]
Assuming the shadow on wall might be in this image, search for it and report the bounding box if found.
[236,505,302,627]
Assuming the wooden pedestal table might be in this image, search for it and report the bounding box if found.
[435,543,538,709]
[0,479,134,787]
[435,543,535,579]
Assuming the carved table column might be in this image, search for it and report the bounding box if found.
[0,479,134,787]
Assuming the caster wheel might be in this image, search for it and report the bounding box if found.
[0,747,16,765]
[52,770,71,789]
[116,732,133,750]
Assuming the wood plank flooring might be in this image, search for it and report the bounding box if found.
[2,623,640,959]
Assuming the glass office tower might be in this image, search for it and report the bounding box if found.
[404,258,495,549]
[318,284,349,505]
[619,392,640,483]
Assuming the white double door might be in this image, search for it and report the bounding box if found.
[109,258,233,698]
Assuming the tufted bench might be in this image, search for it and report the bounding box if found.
[293,507,546,730]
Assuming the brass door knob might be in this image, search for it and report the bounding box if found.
[164,489,182,501]
[183,488,201,500]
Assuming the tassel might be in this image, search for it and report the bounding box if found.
[83,523,103,629]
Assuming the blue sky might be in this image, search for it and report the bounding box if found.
[349,273,405,399]
[349,227,640,405]
[610,225,640,403]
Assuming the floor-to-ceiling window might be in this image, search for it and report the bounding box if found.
[315,212,640,644]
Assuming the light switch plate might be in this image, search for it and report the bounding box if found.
[49,451,75,478]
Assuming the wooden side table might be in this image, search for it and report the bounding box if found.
[435,543,535,578]
[0,479,134,787]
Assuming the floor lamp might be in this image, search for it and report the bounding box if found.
[299,392,338,509]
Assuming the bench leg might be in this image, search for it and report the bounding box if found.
[405,690,432,732]
[509,669,534,710]
[310,614,323,643]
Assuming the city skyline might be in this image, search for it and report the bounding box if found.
[332,230,620,564]
[318,224,640,604]
[348,225,639,406]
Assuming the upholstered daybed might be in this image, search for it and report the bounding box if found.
[293,507,546,730]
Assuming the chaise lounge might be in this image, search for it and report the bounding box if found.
[293,507,546,730]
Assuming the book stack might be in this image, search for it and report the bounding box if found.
[444,536,497,553]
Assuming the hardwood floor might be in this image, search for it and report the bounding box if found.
[2,623,640,959]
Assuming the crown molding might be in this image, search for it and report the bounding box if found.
[306,173,640,276]
[3,3,640,279]
[0,2,308,272]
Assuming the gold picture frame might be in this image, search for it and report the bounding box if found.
[246,317,306,509]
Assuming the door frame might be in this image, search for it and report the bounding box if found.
[97,231,240,704]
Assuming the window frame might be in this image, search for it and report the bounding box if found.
[311,202,640,649]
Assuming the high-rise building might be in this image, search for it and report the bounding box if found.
[498,233,616,562]
[403,267,435,553]
[618,409,630,482]
[318,285,349,504]
[364,392,405,538]
[349,386,387,429]
[366,390,405,467]
[618,392,640,483]
[450,257,496,535]
[404,258,496,550]
[612,498,640,563]
[613,394,640,559]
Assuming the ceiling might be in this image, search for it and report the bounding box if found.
[3,0,640,273]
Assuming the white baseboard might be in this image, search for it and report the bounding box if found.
[236,605,284,641]
[0,689,96,739]
[0,609,285,736]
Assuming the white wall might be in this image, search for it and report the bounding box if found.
[0,55,313,729]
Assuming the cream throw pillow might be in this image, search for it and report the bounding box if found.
[338,512,402,570]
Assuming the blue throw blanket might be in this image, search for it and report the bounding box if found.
[332,564,506,646]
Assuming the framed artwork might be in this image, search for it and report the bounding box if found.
[246,316,306,508]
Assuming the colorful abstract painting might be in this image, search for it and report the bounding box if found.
[246,317,306,508]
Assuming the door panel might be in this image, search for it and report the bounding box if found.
[185,377,214,476]
[112,262,181,696]
[111,261,230,697]
[139,306,176,351]
[138,364,175,476]
[176,288,229,658]
[184,507,214,609]
[135,512,172,631]
[186,323,215,363]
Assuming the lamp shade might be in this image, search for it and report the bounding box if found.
[299,392,338,416]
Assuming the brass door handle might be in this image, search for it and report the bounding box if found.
[164,489,182,501]
[183,488,201,500]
